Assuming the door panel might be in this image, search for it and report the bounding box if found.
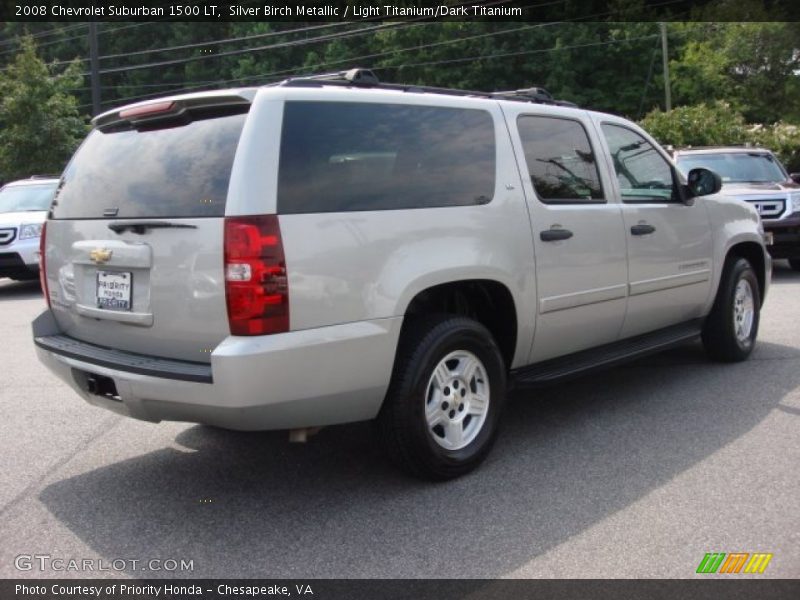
[506,109,628,363]
[595,119,713,338]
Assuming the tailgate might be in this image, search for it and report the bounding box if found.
[45,97,250,363]
[46,218,226,363]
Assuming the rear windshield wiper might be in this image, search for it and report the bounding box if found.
[108,221,198,235]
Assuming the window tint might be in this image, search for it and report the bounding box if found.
[277,102,496,214]
[517,116,604,203]
[51,112,246,219]
[601,123,677,203]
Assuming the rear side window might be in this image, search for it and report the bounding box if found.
[277,101,496,214]
[51,112,246,219]
[517,115,604,204]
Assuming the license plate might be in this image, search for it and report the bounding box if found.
[96,271,132,311]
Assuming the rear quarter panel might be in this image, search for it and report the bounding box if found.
[256,90,537,368]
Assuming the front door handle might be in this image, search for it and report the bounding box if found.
[631,224,656,236]
[540,228,573,242]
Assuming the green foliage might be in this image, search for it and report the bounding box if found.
[668,21,800,124]
[0,14,798,177]
[640,101,747,147]
[0,37,88,181]
[748,123,800,173]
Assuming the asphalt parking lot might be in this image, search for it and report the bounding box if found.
[0,264,798,579]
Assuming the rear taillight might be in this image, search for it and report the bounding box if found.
[224,215,289,336]
[39,221,50,307]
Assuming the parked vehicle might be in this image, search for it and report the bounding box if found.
[0,177,59,281]
[673,147,800,270]
[33,70,770,479]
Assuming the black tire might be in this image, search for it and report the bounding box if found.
[788,259,800,272]
[378,315,507,480]
[702,257,760,362]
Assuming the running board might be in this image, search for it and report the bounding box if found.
[510,319,704,389]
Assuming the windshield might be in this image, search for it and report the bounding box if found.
[676,152,787,184]
[0,183,58,213]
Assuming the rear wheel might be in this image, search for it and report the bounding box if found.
[702,257,760,362]
[788,258,800,272]
[378,315,506,480]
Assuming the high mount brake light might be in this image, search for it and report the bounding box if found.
[119,101,175,120]
[224,215,289,336]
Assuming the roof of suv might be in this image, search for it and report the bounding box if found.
[94,68,587,128]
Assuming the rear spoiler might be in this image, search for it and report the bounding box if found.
[92,91,255,132]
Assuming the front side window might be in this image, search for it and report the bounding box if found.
[277,101,496,214]
[517,115,604,204]
[601,123,678,203]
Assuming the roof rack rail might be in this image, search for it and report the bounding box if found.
[29,174,60,179]
[284,68,381,87]
[491,87,577,107]
[278,68,577,107]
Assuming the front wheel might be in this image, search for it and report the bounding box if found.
[702,257,760,362]
[378,315,506,480]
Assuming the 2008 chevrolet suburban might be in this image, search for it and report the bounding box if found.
[33,70,770,479]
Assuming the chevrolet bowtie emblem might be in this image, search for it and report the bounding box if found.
[89,248,113,264]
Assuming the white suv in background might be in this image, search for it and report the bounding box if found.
[33,70,769,479]
[0,177,59,281]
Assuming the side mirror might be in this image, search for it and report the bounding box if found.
[686,167,722,197]
[789,172,800,184]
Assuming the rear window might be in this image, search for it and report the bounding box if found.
[277,101,496,214]
[51,112,246,219]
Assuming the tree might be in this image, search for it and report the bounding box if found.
[668,21,800,124]
[640,101,747,148]
[0,36,87,180]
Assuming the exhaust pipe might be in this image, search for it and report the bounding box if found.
[288,427,323,443]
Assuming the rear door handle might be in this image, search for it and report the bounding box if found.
[540,229,573,242]
[630,224,656,236]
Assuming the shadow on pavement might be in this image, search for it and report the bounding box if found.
[0,278,42,300]
[39,340,799,578]
[770,259,800,282]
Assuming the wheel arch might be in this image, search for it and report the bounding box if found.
[402,279,519,369]
[725,241,767,306]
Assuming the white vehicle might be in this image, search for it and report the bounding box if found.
[673,147,800,270]
[33,70,770,479]
[0,177,59,280]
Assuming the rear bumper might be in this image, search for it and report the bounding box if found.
[33,310,402,430]
[764,213,800,259]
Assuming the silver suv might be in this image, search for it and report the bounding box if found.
[33,70,770,479]
[674,147,800,270]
